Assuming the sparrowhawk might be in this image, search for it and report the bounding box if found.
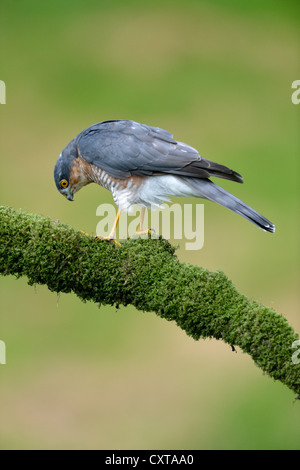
[54,120,275,240]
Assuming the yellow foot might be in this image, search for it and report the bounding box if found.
[135,228,156,237]
[94,235,122,247]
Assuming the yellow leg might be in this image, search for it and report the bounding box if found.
[95,209,121,246]
[82,207,153,244]
[139,206,146,233]
[136,207,154,236]
[108,208,121,240]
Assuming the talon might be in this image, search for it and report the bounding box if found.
[108,238,122,247]
[95,235,122,247]
[136,228,156,236]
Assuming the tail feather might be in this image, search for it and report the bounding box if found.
[183,177,275,233]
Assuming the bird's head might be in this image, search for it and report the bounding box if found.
[54,138,81,201]
[54,153,74,201]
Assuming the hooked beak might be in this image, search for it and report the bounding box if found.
[61,188,74,201]
[66,192,74,201]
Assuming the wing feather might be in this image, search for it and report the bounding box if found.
[76,120,243,183]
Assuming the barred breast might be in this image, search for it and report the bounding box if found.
[70,155,145,211]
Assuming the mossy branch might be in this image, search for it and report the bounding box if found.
[0,205,299,395]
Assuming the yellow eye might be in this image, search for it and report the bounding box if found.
[60,179,68,188]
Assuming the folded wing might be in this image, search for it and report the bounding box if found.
[76,120,243,183]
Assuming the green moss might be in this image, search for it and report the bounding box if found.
[0,205,299,395]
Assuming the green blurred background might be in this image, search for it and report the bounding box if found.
[0,0,299,450]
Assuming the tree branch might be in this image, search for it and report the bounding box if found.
[0,205,299,396]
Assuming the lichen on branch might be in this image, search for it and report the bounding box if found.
[0,205,299,396]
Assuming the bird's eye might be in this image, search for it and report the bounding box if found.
[60,179,68,188]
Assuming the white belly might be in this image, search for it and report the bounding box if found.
[113,175,199,212]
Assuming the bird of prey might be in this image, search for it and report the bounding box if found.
[54,120,275,240]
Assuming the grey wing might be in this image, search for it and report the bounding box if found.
[76,120,243,183]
